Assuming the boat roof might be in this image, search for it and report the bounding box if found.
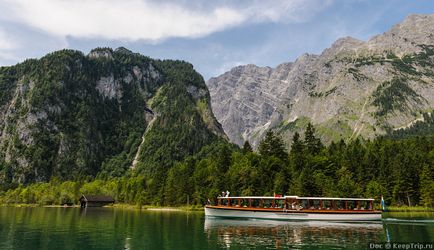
[218,196,286,200]
[217,196,375,201]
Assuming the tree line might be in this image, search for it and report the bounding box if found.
[1,123,433,207]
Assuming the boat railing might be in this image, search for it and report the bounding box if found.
[212,196,378,211]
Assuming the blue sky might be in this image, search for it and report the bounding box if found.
[0,0,433,80]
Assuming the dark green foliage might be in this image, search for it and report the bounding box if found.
[0,48,223,186]
[347,67,368,81]
[1,125,433,207]
[419,164,434,207]
[242,141,253,154]
[308,87,337,98]
[304,123,323,155]
[372,77,422,116]
[133,61,220,177]
[386,112,434,139]
[289,132,305,173]
[290,132,303,155]
[258,131,288,162]
[350,47,434,77]
[353,55,384,67]
[0,67,17,107]
[1,48,433,208]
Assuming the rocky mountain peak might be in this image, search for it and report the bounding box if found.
[322,36,364,56]
[88,47,114,60]
[367,14,434,55]
[207,14,434,147]
[390,14,434,39]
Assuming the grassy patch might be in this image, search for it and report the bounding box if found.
[277,117,311,132]
[316,119,353,142]
[386,206,434,212]
[113,203,204,211]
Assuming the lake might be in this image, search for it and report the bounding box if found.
[0,207,432,249]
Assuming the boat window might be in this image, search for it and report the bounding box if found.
[263,199,272,208]
[299,200,308,210]
[359,200,368,210]
[251,199,260,208]
[323,200,332,210]
[275,200,284,208]
[241,199,249,207]
[348,201,356,210]
[310,200,320,209]
[336,200,344,210]
[232,199,239,207]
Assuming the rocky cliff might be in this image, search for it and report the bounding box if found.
[0,47,226,186]
[207,14,434,147]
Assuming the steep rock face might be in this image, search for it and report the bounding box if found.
[208,14,434,147]
[0,48,225,186]
[207,64,289,145]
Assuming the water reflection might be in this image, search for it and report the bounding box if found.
[205,218,385,249]
[0,207,432,249]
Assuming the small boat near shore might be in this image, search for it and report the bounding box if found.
[205,196,382,221]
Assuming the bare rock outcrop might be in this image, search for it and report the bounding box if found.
[208,14,434,147]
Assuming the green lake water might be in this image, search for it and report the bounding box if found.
[0,207,432,249]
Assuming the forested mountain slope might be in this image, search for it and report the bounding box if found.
[0,47,226,187]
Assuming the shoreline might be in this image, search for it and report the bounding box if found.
[385,206,434,212]
[1,204,433,212]
[0,203,205,211]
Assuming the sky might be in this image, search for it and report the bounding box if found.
[0,0,433,80]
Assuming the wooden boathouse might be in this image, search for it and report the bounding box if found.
[79,195,115,207]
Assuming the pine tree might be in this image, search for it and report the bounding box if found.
[290,132,305,172]
[242,141,253,154]
[258,130,288,161]
[298,167,320,196]
[304,122,323,155]
[290,132,303,155]
[419,164,434,207]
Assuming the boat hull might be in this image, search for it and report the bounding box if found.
[205,206,382,221]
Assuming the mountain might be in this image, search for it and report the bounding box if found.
[0,47,226,186]
[207,14,434,147]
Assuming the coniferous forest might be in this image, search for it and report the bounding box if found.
[1,122,432,208]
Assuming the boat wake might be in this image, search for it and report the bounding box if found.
[382,218,434,224]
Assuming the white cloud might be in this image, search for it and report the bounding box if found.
[0,28,16,50]
[242,0,333,23]
[0,28,20,64]
[0,0,332,42]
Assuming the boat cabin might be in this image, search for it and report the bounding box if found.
[206,195,381,221]
[214,196,375,211]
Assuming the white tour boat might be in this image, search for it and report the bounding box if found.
[205,196,382,221]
